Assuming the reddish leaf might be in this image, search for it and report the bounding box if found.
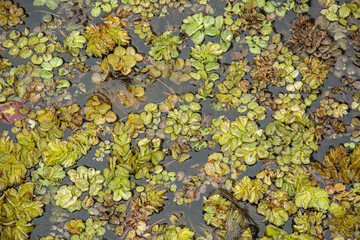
[0,100,24,124]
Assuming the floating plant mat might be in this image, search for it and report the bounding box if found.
[1,0,360,239]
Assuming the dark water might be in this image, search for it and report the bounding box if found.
[1,0,359,239]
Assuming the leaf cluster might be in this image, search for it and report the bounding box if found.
[320,2,359,30]
[149,31,182,61]
[111,132,165,179]
[106,164,135,202]
[70,217,106,240]
[31,162,65,194]
[203,191,232,229]
[43,128,99,168]
[101,46,143,76]
[0,0,25,28]
[297,56,332,90]
[295,185,330,212]
[130,189,167,218]
[85,16,131,58]
[212,115,269,165]
[84,95,117,125]
[293,210,326,237]
[2,30,64,76]
[312,143,360,184]
[263,224,321,240]
[152,224,195,240]
[257,190,297,226]
[266,119,318,165]
[164,107,202,141]
[54,185,82,212]
[327,184,360,238]
[140,58,192,84]
[0,182,44,240]
[67,166,104,197]
[0,133,41,191]
[190,41,222,80]
[33,0,61,10]
[63,31,86,57]
[181,13,224,45]
[233,176,268,204]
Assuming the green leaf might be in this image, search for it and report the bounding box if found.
[101,3,112,12]
[220,41,231,52]
[50,57,63,68]
[205,62,219,72]
[193,13,204,25]
[8,46,20,56]
[19,47,33,59]
[295,185,330,212]
[339,5,351,18]
[40,69,53,79]
[249,45,261,54]
[203,16,215,29]
[41,62,53,71]
[57,79,71,89]
[192,31,205,45]
[260,25,273,36]
[204,26,219,37]
[325,11,339,21]
[178,154,191,162]
[221,30,233,42]
[91,7,102,17]
[256,0,266,8]
[214,15,224,29]
[263,1,275,13]
[33,0,46,6]
[185,22,202,36]
[46,0,59,10]
[31,55,43,65]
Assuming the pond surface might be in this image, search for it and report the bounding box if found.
[1,0,360,239]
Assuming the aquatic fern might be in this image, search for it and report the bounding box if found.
[43,129,98,168]
[15,128,42,168]
[232,176,268,204]
[264,225,321,240]
[67,166,104,195]
[312,144,360,184]
[0,182,44,240]
[54,185,82,212]
[295,185,330,212]
[152,224,195,240]
[273,165,315,197]
[297,56,332,90]
[266,120,318,165]
[85,16,131,58]
[257,190,297,226]
[328,184,360,238]
[181,13,224,44]
[36,108,65,141]
[203,192,232,228]
[70,217,105,240]
[101,46,143,76]
[163,108,202,141]
[107,164,135,202]
[190,41,223,80]
[212,116,269,165]
[293,210,326,237]
[0,0,25,28]
[0,136,27,191]
[42,139,82,167]
[130,189,167,217]
[149,31,182,61]
[63,31,86,57]
[31,162,65,193]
